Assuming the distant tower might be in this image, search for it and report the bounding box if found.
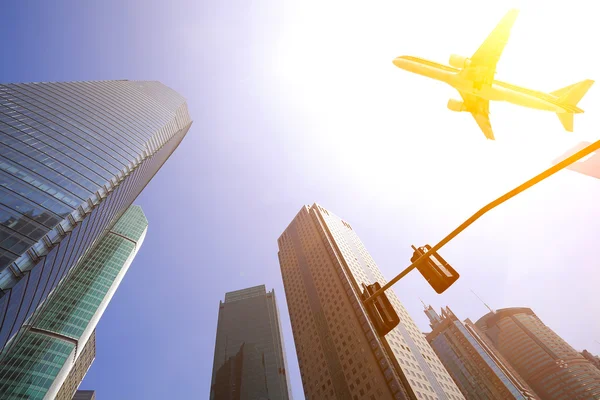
[277,203,465,400]
[424,305,537,399]
[210,285,293,400]
[476,308,600,399]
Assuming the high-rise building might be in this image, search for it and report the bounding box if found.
[424,305,537,399]
[72,390,96,400]
[0,205,148,399]
[0,80,191,352]
[277,203,465,400]
[210,285,292,400]
[582,350,600,371]
[476,307,600,399]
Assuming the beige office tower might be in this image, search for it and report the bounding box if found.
[277,204,465,400]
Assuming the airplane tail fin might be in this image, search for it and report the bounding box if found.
[551,79,594,132]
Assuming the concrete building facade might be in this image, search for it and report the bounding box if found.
[476,307,600,399]
[425,306,536,399]
[277,203,464,400]
[0,206,148,399]
[56,330,96,400]
[582,350,600,371]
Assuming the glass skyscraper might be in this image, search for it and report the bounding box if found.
[0,80,191,352]
[210,285,293,400]
[277,203,464,400]
[0,205,148,399]
[424,305,537,399]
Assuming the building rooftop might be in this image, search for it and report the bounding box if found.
[224,284,267,303]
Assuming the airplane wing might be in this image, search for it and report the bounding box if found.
[459,91,495,140]
[461,9,520,85]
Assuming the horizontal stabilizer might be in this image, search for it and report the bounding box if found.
[551,79,594,106]
[552,80,593,132]
[556,113,574,132]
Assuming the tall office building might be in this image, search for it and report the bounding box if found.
[277,203,464,400]
[210,285,293,400]
[0,80,191,352]
[0,205,148,399]
[476,307,600,399]
[424,305,536,399]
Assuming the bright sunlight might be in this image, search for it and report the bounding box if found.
[269,0,599,215]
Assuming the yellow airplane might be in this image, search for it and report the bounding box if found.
[393,9,594,140]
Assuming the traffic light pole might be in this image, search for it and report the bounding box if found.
[365,138,600,304]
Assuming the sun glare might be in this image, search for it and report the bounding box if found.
[270,0,598,213]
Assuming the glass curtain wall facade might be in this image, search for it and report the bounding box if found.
[0,205,148,399]
[210,285,293,400]
[424,306,536,399]
[476,308,600,400]
[212,342,270,400]
[0,80,191,352]
[277,203,464,400]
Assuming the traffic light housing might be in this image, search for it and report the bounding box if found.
[361,282,400,336]
[411,245,459,294]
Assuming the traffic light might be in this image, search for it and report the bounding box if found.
[361,282,400,336]
[411,245,459,294]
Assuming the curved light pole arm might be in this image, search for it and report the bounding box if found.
[365,139,600,304]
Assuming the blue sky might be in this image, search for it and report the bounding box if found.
[2,1,600,399]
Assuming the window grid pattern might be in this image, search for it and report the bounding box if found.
[316,205,464,400]
[476,309,600,399]
[0,206,147,399]
[278,204,425,400]
[0,80,191,353]
[426,307,533,399]
[0,80,189,283]
[33,207,145,339]
[210,285,293,400]
[0,331,74,398]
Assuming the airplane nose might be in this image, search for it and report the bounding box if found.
[393,56,408,69]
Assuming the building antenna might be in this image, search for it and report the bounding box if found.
[471,289,495,314]
[419,298,427,309]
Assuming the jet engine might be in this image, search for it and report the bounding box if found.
[449,54,471,69]
[447,99,467,112]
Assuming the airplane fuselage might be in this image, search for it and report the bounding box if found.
[394,56,582,114]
